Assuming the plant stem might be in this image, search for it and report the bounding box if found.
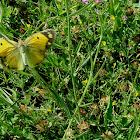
[62,24,103,139]
[65,0,80,120]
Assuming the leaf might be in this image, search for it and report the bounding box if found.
[104,95,112,129]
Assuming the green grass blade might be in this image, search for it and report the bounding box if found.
[30,67,72,118]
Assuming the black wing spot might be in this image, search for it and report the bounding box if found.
[37,36,39,39]
[0,43,3,45]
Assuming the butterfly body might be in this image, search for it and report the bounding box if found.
[0,29,55,70]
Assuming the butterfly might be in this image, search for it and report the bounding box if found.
[0,29,55,70]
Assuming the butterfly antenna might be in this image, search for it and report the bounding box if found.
[5,34,18,41]
[20,29,29,40]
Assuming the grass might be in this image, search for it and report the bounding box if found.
[0,0,140,139]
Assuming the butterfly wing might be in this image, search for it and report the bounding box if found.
[24,29,55,68]
[0,39,24,70]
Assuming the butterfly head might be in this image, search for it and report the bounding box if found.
[18,38,24,46]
